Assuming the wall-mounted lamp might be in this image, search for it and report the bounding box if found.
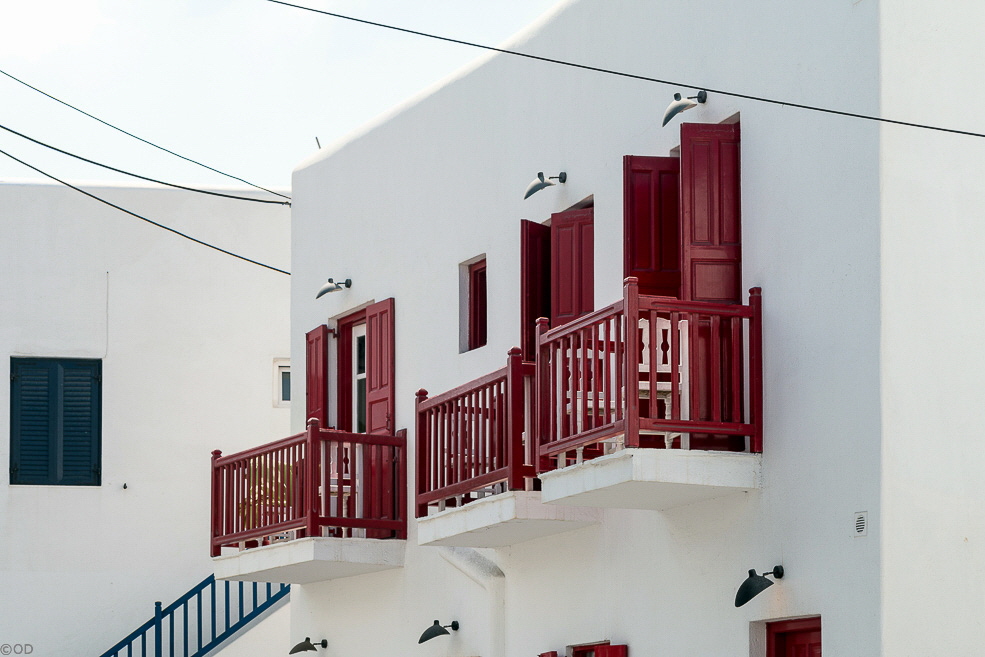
[734,565,784,607]
[315,277,352,299]
[662,90,708,126]
[523,172,567,199]
[289,637,328,653]
[418,619,460,643]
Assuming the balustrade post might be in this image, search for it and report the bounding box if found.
[623,277,641,448]
[305,418,320,538]
[396,428,408,538]
[748,287,764,453]
[153,601,163,657]
[415,389,429,518]
[506,347,526,490]
[534,317,552,473]
[210,450,222,557]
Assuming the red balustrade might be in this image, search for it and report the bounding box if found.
[535,277,762,470]
[210,419,407,556]
[415,348,536,517]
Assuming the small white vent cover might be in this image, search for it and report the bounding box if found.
[854,511,868,537]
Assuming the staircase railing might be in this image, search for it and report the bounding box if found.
[98,575,289,657]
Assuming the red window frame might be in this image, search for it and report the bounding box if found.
[468,259,487,350]
[766,617,821,657]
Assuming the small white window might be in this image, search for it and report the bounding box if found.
[273,359,290,407]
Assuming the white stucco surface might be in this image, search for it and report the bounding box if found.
[0,182,290,654]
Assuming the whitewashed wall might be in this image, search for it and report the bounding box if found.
[0,182,290,654]
[288,0,898,654]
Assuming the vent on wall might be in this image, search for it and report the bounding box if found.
[854,511,868,537]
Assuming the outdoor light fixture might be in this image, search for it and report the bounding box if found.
[289,637,328,653]
[661,90,708,126]
[315,277,352,298]
[734,565,784,607]
[418,619,460,643]
[523,171,567,199]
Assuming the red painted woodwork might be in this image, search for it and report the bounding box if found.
[681,122,744,450]
[468,259,488,350]
[335,308,365,433]
[550,208,594,328]
[210,418,407,556]
[594,646,628,657]
[521,219,551,361]
[416,348,536,516]
[305,325,330,426]
[624,155,681,298]
[538,653,559,657]
[767,617,821,657]
[366,298,395,435]
[680,122,741,305]
[535,277,762,469]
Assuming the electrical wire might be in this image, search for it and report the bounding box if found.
[0,123,290,205]
[0,146,290,276]
[0,68,292,199]
[266,0,985,140]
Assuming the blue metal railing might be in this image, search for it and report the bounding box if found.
[98,575,290,657]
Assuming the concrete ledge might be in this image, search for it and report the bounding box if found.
[417,491,601,547]
[539,448,761,511]
[213,537,405,584]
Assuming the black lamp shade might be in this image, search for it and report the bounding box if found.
[419,620,459,643]
[289,637,327,653]
[734,566,784,607]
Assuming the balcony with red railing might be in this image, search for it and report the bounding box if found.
[210,419,407,584]
[415,348,601,547]
[534,277,764,511]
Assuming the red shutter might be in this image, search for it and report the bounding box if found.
[520,219,551,361]
[680,122,741,304]
[550,207,594,327]
[365,298,395,435]
[468,259,488,350]
[305,325,330,426]
[680,122,743,450]
[595,646,628,657]
[624,155,681,298]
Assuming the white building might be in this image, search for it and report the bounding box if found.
[0,181,292,656]
[211,1,985,656]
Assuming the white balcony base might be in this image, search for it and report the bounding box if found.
[417,490,601,547]
[539,448,762,511]
[213,536,405,584]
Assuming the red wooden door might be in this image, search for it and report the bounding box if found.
[305,325,330,426]
[521,219,551,361]
[680,122,744,451]
[767,618,821,657]
[550,208,594,327]
[364,298,395,536]
[624,155,681,298]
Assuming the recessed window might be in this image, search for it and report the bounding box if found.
[460,256,487,352]
[10,357,102,486]
[273,359,290,407]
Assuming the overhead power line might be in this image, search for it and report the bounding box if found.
[0,123,290,205]
[0,146,290,276]
[266,0,985,140]
[0,68,291,199]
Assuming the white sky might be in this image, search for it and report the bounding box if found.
[0,0,559,193]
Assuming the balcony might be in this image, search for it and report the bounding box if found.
[415,349,601,547]
[210,419,407,583]
[534,278,763,511]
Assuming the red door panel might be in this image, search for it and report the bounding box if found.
[681,122,744,451]
[594,645,628,657]
[521,220,552,361]
[767,618,821,657]
[305,325,330,426]
[365,298,395,435]
[551,208,594,327]
[624,155,681,298]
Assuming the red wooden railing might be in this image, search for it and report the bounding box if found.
[210,419,407,556]
[415,348,536,517]
[535,277,762,469]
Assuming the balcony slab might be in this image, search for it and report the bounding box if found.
[417,491,602,548]
[213,537,405,584]
[539,448,761,511]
